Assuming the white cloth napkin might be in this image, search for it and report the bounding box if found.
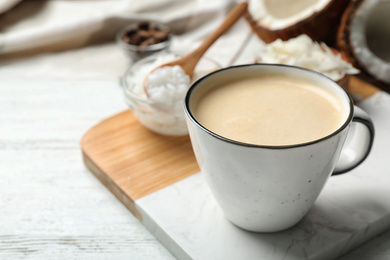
[0,0,251,66]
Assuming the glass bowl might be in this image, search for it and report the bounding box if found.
[121,52,221,136]
[116,21,172,61]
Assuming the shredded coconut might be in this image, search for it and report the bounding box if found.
[259,34,359,81]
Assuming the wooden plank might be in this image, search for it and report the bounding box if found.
[81,110,200,219]
[0,235,170,259]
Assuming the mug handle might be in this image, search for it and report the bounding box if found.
[333,106,375,175]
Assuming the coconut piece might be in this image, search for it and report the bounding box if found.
[259,34,359,82]
[337,0,390,91]
[245,0,350,46]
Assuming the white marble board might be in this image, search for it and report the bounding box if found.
[136,92,390,260]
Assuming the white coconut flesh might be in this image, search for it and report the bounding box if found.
[249,0,332,29]
[260,35,359,81]
[350,0,390,84]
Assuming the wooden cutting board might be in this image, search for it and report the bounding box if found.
[81,110,199,220]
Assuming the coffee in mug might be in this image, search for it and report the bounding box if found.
[184,64,374,232]
[191,73,346,146]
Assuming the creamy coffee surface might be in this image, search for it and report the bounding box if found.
[192,74,345,146]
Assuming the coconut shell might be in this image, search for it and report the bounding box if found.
[337,0,390,93]
[245,0,350,47]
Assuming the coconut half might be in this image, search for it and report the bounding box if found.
[338,0,390,90]
[245,0,350,45]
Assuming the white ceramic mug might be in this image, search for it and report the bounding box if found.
[184,64,374,232]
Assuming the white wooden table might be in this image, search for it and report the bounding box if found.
[1,33,390,259]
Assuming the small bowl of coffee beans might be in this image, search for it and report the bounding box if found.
[116,21,172,61]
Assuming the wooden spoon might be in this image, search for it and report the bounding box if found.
[144,2,248,94]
